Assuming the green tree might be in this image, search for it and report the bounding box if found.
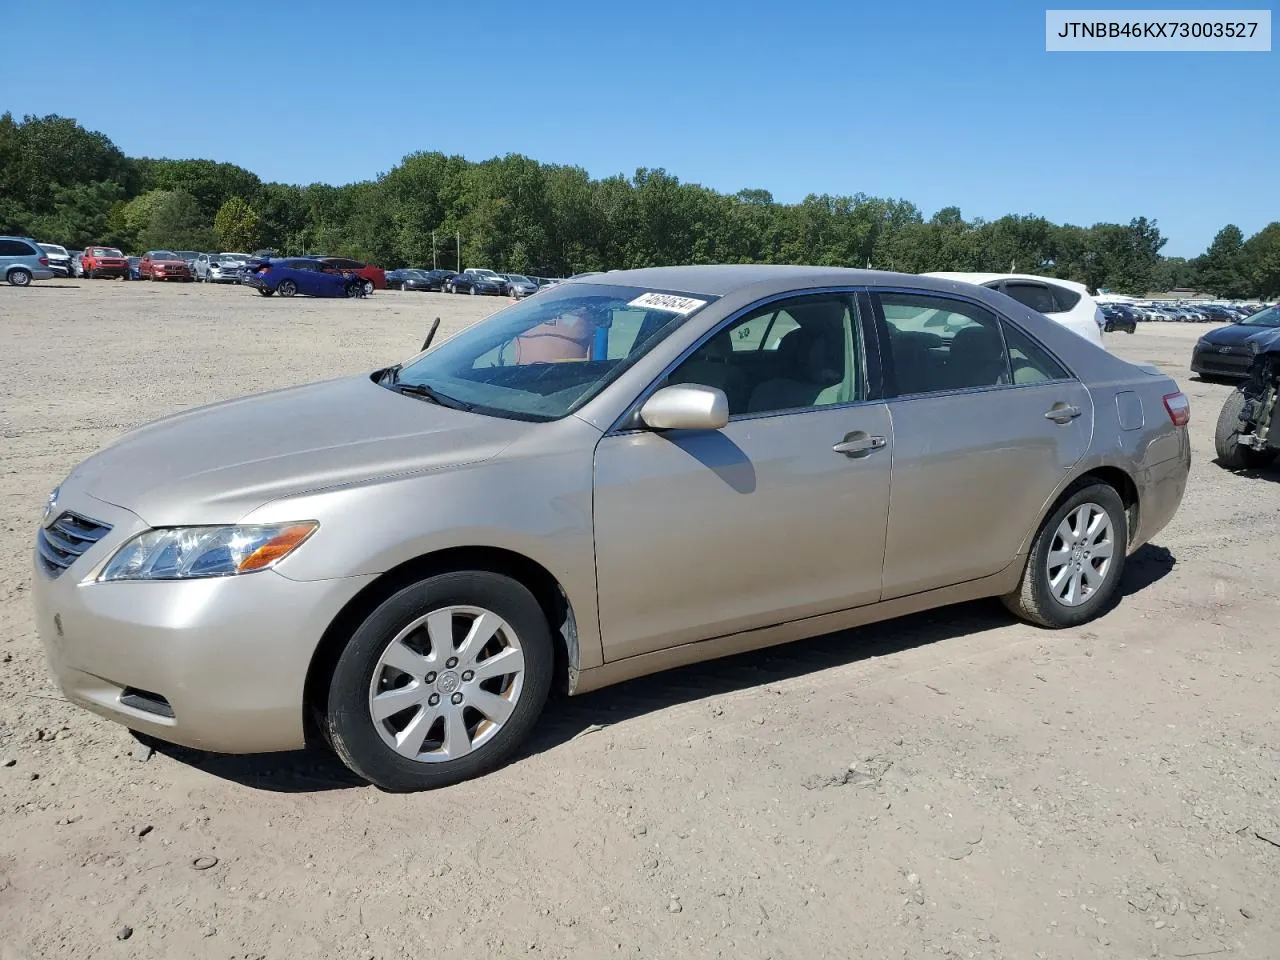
[1241,222,1280,298]
[140,190,215,250]
[213,196,262,252]
[1195,224,1248,297]
[137,158,262,220]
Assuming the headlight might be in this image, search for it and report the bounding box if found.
[99,522,318,581]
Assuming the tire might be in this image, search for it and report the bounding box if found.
[277,279,298,298]
[470,285,478,295]
[325,571,553,792]
[257,287,274,297]
[345,281,363,298]
[1215,388,1276,469]
[8,268,32,287]
[1002,480,1128,628]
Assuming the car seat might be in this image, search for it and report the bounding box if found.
[946,325,1008,389]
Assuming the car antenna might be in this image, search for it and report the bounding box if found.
[421,317,441,353]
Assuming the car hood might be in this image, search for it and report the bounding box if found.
[1201,324,1280,347]
[65,375,529,526]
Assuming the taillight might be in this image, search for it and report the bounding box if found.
[1163,392,1190,426]
[39,256,49,266]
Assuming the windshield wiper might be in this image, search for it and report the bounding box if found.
[389,380,472,411]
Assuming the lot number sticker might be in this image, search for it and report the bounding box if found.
[627,292,708,314]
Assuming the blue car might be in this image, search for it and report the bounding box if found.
[243,257,365,298]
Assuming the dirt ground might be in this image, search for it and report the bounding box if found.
[1,280,1277,960]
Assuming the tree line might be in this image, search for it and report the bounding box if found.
[1,112,1276,298]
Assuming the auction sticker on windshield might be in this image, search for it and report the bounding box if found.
[627,292,708,314]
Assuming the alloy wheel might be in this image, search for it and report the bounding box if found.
[367,605,526,763]
[1046,502,1114,607]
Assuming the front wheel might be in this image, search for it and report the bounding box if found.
[325,571,554,792]
[1003,481,1128,628]
[469,285,478,295]
[257,287,274,297]
[1215,388,1276,469]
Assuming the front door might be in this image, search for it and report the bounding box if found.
[871,291,1092,599]
[592,292,893,663]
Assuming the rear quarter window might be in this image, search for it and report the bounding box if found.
[0,239,37,256]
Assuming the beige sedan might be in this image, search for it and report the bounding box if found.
[33,266,1190,790]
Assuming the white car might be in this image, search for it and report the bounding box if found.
[924,272,1105,348]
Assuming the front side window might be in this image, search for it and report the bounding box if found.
[390,284,716,421]
[665,294,862,417]
[877,292,1010,396]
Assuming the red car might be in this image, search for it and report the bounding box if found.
[81,245,130,279]
[318,257,385,295]
[139,250,193,282]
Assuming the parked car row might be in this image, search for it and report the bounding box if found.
[1100,300,1271,324]
[386,267,563,298]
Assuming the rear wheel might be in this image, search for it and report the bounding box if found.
[1003,481,1128,628]
[257,287,273,297]
[277,279,298,298]
[1215,388,1276,469]
[470,285,478,295]
[325,571,553,791]
[362,279,375,296]
[8,268,32,287]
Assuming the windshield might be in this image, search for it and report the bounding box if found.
[470,269,500,278]
[40,244,68,256]
[218,253,248,262]
[151,251,178,259]
[402,269,428,277]
[89,247,123,257]
[389,283,715,421]
[1241,305,1280,328]
[507,274,530,283]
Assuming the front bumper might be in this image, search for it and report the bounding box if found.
[31,494,375,754]
[1191,345,1253,379]
[150,272,191,281]
[207,269,243,283]
[48,262,72,277]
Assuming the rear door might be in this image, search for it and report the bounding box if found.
[872,290,1092,599]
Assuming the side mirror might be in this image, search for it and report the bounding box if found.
[639,384,729,431]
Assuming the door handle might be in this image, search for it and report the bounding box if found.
[1044,404,1082,424]
[832,432,887,457]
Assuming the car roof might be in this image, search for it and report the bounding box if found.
[562,264,984,298]
[923,271,1091,296]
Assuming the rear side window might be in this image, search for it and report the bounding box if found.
[1001,321,1071,384]
[1049,284,1081,312]
[876,292,1010,396]
[1000,282,1058,315]
[0,239,36,256]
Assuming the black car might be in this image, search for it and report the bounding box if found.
[1101,304,1137,334]
[1190,305,1280,380]
[388,268,455,291]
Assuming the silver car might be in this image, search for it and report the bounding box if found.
[32,266,1190,791]
[195,252,249,283]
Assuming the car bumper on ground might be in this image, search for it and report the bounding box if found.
[207,270,243,283]
[47,263,72,277]
[31,494,374,754]
[1190,346,1254,379]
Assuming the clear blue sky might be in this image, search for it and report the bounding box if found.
[5,0,1276,257]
